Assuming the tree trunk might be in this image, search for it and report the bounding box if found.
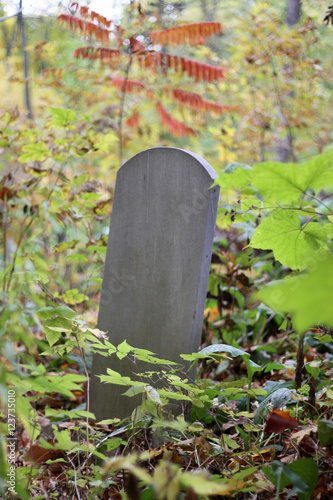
[17,0,33,119]
[275,0,301,162]
[286,0,301,26]
[200,0,214,21]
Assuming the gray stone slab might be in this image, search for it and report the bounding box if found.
[90,147,219,420]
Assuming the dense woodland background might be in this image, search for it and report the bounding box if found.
[0,1,333,499]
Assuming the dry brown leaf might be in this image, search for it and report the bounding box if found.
[291,424,317,443]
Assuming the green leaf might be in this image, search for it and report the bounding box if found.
[101,368,144,387]
[250,209,328,270]
[199,344,250,358]
[66,253,88,263]
[270,388,292,410]
[122,385,146,397]
[36,307,55,320]
[55,240,79,252]
[305,361,321,379]
[158,390,192,401]
[264,363,285,372]
[45,330,62,347]
[244,358,263,378]
[88,245,107,255]
[215,163,252,190]
[49,107,76,127]
[59,288,88,305]
[255,253,333,332]
[318,419,333,446]
[145,385,162,405]
[18,142,50,163]
[35,271,50,284]
[44,316,73,333]
[252,152,333,204]
[116,340,132,360]
[286,459,318,500]
[180,471,239,496]
[55,306,77,319]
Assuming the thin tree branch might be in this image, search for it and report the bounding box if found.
[118,53,133,167]
[0,9,22,23]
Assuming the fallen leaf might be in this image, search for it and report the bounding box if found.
[291,424,317,443]
[264,410,298,434]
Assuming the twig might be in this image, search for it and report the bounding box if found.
[5,211,38,293]
[3,192,8,269]
[67,455,81,500]
[0,9,22,23]
[74,333,91,459]
[118,53,133,167]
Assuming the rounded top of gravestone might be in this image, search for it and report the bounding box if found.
[119,147,218,181]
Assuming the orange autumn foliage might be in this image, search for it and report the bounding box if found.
[58,14,110,45]
[42,68,64,80]
[71,2,112,28]
[150,22,222,46]
[136,52,224,82]
[73,46,120,61]
[110,79,145,93]
[171,88,235,114]
[156,102,198,138]
[57,4,227,137]
[124,110,141,128]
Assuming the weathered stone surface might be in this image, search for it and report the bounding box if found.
[90,147,219,420]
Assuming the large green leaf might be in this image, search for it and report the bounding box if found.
[252,152,333,204]
[263,459,318,500]
[250,209,328,270]
[215,163,252,190]
[255,253,333,332]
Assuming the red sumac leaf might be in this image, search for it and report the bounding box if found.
[156,101,198,138]
[171,88,235,114]
[150,22,223,46]
[74,46,119,62]
[124,110,141,128]
[110,79,145,93]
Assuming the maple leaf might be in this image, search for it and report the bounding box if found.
[255,253,333,333]
[252,153,333,204]
[249,209,328,270]
[264,410,298,434]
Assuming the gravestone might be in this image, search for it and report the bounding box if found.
[90,147,219,420]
